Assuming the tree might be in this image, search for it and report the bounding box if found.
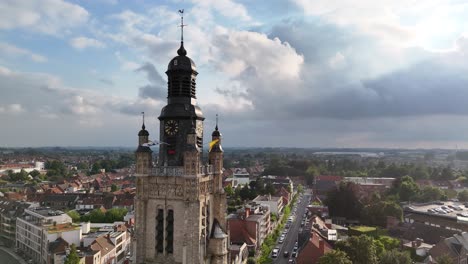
[105,208,128,223]
[81,209,105,223]
[325,182,363,220]
[376,236,400,251]
[317,250,352,264]
[247,257,256,264]
[297,184,304,193]
[335,235,378,264]
[398,176,419,201]
[379,250,412,264]
[436,254,454,264]
[111,184,118,192]
[458,190,468,202]
[29,170,41,178]
[224,185,234,196]
[418,186,444,202]
[361,201,402,227]
[67,210,81,223]
[64,244,80,264]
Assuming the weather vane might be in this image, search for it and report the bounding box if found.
[178,9,187,42]
[141,111,145,128]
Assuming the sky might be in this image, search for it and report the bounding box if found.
[1,0,468,149]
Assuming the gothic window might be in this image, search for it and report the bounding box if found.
[166,210,174,254]
[156,209,164,253]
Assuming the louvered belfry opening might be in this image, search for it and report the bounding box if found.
[168,74,196,98]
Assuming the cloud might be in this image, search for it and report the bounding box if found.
[136,62,166,100]
[0,0,89,35]
[191,0,251,22]
[0,103,24,114]
[0,42,47,62]
[70,36,105,50]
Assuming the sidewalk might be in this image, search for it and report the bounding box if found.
[0,246,28,264]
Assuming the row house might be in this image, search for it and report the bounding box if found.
[428,232,468,264]
[296,231,332,264]
[260,175,294,194]
[252,195,284,214]
[227,202,271,251]
[0,198,32,246]
[16,206,132,264]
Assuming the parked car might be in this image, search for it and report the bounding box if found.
[272,248,279,258]
[284,251,290,257]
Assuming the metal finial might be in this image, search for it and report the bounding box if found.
[141,111,145,130]
[178,9,187,43]
[215,114,218,131]
[177,9,187,56]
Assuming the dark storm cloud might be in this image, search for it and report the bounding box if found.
[136,62,166,100]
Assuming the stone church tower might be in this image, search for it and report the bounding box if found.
[134,28,228,264]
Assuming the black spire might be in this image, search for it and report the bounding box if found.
[138,112,149,136]
[212,114,221,137]
[177,9,187,56]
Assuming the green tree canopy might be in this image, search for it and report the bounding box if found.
[458,190,468,202]
[64,244,80,264]
[361,201,403,227]
[335,235,378,264]
[317,250,352,264]
[325,182,363,220]
[436,254,454,264]
[67,210,81,223]
[379,249,412,264]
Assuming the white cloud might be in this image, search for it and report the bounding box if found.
[0,0,89,35]
[70,37,105,50]
[0,42,47,62]
[292,0,468,50]
[191,0,251,22]
[0,103,24,114]
[213,28,304,80]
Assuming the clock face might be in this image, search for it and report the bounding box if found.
[164,120,179,136]
[196,121,203,137]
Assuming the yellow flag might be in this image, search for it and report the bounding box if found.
[209,139,219,151]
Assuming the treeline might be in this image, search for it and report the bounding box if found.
[262,156,465,182]
[67,208,128,223]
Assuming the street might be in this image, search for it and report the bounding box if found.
[273,191,311,264]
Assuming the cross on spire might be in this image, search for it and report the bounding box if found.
[215,114,219,131]
[141,111,145,130]
[178,9,187,43]
[177,9,187,56]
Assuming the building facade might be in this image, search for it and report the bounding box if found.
[134,32,228,263]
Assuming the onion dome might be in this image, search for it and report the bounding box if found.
[167,42,197,72]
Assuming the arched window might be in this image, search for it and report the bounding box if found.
[156,209,164,253]
[166,210,174,254]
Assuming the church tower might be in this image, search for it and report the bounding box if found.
[134,12,228,264]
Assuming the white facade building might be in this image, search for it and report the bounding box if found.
[252,195,284,215]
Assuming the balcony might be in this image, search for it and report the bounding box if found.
[151,166,185,176]
[149,164,214,177]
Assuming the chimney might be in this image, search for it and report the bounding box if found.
[245,208,250,218]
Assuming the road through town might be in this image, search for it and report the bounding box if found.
[274,192,311,264]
